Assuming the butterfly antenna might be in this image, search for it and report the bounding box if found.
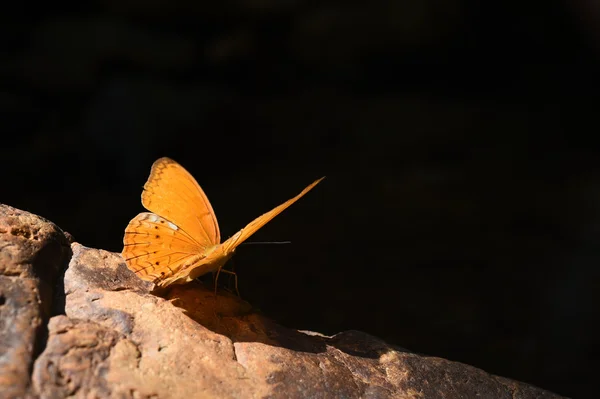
[241,241,292,245]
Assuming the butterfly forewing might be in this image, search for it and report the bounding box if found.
[122,212,206,282]
[221,177,324,254]
[141,157,220,248]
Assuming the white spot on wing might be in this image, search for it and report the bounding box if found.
[167,221,179,230]
[148,214,159,222]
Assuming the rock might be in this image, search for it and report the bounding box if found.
[43,243,262,398]
[0,203,566,398]
[0,204,71,399]
[33,241,564,398]
[31,316,119,398]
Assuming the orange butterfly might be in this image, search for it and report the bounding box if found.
[122,157,323,288]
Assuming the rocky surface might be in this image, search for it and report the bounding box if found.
[0,204,71,399]
[0,204,567,398]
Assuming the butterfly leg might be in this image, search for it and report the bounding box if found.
[213,268,222,298]
[216,268,240,297]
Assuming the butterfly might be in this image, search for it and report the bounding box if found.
[122,157,324,289]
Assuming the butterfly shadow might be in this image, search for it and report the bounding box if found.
[160,281,403,359]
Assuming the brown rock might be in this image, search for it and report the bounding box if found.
[0,204,71,399]
[32,316,118,398]
[54,243,258,398]
[26,241,566,398]
[0,204,565,398]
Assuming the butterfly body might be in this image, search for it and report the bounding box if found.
[122,157,323,288]
[156,244,234,287]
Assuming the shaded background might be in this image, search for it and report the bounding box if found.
[3,1,599,397]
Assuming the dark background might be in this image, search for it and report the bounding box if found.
[3,1,599,397]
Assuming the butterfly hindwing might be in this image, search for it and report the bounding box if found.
[122,212,206,283]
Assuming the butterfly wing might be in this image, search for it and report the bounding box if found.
[141,157,220,248]
[220,177,324,255]
[122,212,207,283]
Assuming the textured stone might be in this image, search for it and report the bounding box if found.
[0,204,71,399]
[26,242,566,398]
[0,204,566,398]
[52,243,259,398]
[32,316,118,398]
